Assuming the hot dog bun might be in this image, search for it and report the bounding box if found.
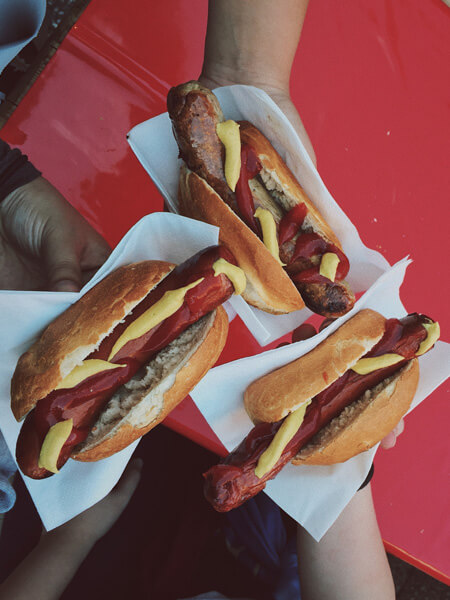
[11,261,229,461]
[179,165,304,314]
[11,261,174,422]
[244,309,386,423]
[12,253,232,476]
[72,306,228,461]
[292,359,419,464]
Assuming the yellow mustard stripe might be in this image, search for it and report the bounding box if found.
[108,278,204,360]
[255,402,310,479]
[254,207,285,266]
[319,252,340,282]
[38,419,73,474]
[213,258,246,295]
[351,353,404,375]
[416,322,440,356]
[216,120,241,192]
[56,359,126,390]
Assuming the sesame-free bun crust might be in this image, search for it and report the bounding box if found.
[244,309,386,423]
[11,261,174,421]
[292,359,419,465]
[239,121,341,248]
[72,306,228,461]
[179,165,304,314]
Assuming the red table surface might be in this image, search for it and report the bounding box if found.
[2,0,449,583]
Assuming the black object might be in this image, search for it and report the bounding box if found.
[358,463,375,491]
[0,138,40,201]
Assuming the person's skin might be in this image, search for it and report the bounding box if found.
[0,176,110,292]
[297,485,395,600]
[0,458,142,600]
[199,0,315,165]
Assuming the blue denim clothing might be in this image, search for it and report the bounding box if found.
[224,493,301,600]
[0,430,16,513]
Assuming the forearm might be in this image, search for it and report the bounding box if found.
[297,485,395,600]
[0,530,94,600]
[202,0,310,91]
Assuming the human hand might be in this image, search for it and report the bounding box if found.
[46,458,143,549]
[380,419,404,449]
[0,177,110,291]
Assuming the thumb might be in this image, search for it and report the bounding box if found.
[42,230,82,292]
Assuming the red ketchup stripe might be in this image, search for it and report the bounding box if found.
[203,313,429,512]
[278,203,307,246]
[235,144,262,234]
[234,145,351,287]
[277,204,351,284]
[17,246,236,478]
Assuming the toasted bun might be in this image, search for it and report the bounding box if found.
[244,309,386,423]
[292,359,419,465]
[72,306,228,461]
[179,165,304,314]
[239,121,341,248]
[11,261,174,421]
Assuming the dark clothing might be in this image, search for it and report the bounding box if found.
[0,139,41,202]
[0,427,277,600]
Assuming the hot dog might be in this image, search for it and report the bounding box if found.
[203,309,440,511]
[12,245,245,479]
[168,81,355,317]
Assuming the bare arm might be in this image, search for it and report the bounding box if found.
[200,0,316,165]
[202,0,309,90]
[0,458,142,600]
[297,484,395,600]
[0,530,95,600]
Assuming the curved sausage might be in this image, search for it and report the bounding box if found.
[167,81,236,209]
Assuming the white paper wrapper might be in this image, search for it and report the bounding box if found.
[0,213,223,531]
[190,258,450,540]
[128,84,391,345]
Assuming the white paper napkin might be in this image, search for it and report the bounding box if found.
[190,258,450,540]
[0,213,223,530]
[128,84,391,345]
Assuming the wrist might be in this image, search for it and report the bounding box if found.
[200,61,290,94]
[42,524,97,555]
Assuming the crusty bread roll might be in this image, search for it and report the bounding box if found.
[179,165,304,314]
[11,260,229,462]
[12,261,174,421]
[244,309,386,423]
[292,359,419,465]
